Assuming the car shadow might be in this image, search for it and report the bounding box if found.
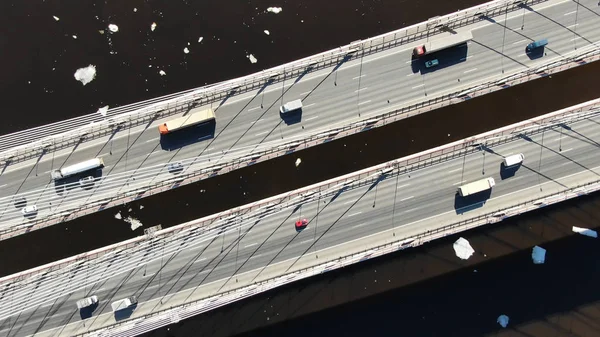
[500,163,522,180]
[411,43,469,74]
[159,121,216,151]
[280,109,303,126]
[454,189,492,215]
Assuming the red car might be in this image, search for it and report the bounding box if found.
[295,218,308,230]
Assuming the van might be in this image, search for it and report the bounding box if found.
[503,153,524,167]
[279,99,303,114]
[526,39,548,51]
[21,205,38,216]
[76,295,98,309]
[111,296,137,312]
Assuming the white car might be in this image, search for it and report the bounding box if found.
[21,205,38,216]
[79,176,95,187]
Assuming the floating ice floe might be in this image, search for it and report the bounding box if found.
[72,35,77,39]
[74,65,97,85]
[108,24,119,33]
[97,105,109,117]
[53,16,60,21]
[114,211,122,220]
[184,47,190,54]
[497,314,509,328]
[151,22,157,31]
[267,7,283,14]
[159,70,166,76]
[140,205,145,210]
[264,30,270,35]
[453,237,474,260]
[531,246,546,264]
[247,54,258,63]
[572,226,598,238]
[124,216,143,231]
[295,158,302,167]
[198,37,204,43]
[133,8,138,12]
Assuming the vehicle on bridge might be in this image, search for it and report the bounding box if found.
[159,107,216,135]
[111,296,137,312]
[280,99,303,115]
[295,218,308,230]
[50,158,104,180]
[503,153,524,167]
[76,295,98,309]
[526,38,548,52]
[457,177,495,197]
[413,31,473,57]
[21,205,38,217]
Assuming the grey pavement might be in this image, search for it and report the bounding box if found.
[0,0,599,231]
[2,110,600,336]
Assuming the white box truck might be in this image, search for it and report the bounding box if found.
[111,296,137,312]
[76,295,98,309]
[458,177,495,197]
[279,99,303,114]
[51,158,104,180]
[503,153,524,167]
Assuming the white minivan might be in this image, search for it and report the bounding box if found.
[503,153,524,167]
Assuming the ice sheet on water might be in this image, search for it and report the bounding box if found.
[151,22,157,31]
[453,237,474,260]
[247,54,258,63]
[53,16,60,21]
[267,7,282,14]
[114,212,122,220]
[532,246,546,264]
[264,30,270,35]
[97,105,109,117]
[572,226,597,238]
[74,65,97,85]
[124,216,143,231]
[295,158,301,167]
[497,314,509,328]
[108,24,119,33]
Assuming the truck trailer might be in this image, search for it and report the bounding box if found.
[158,107,216,135]
[458,177,495,197]
[51,158,104,180]
[111,296,137,312]
[413,31,473,57]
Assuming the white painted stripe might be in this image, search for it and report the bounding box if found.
[564,10,577,16]
[412,84,424,89]
[358,100,372,106]
[518,53,528,57]
[305,116,319,121]
[512,39,526,45]
[298,91,311,96]
[344,200,355,205]
[400,196,414,201]
[248,106,261,112]
[352,223,369,228]
[303,103,316,108]
[299,240,313,245]
[0,184,6,188]
[397,184,410,189]
[145,137,159,143]
[352,75,366,80]
[562,148,573,153]
[142,273,155,278]
[348,212,362,217]
[255,131,270,136]
[567,23,579,29]
[244,243,258,248]
[452,180,466,186]
[406,73,415,77]
[354,87,368,93]
[570,37,581,41]
[404,208,418,213]
[251,119,263,124]
[464,68,478,74]
[448,168,462,173]
[194,258,207,263]
[99,153,111,158]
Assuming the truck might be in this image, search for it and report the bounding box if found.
[458,177,495,197]
[158,107,216,135]
[51,158,104,180]
[76,295,98,309]
[110,296,137,312]
[413,31,473,57]
[279,99,303,114]
[526,38,548,51]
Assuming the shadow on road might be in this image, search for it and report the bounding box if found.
[159,121,216,151]
[453,189,492,214]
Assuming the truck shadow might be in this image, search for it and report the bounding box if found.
[53,168,104,195]
[280,109,303,126]
[500,162,522,180]
[526,46,545,60]
[159,121,216,151]
[113,303,138,321]
[79,302,99,320]
[453,189,492,215]
[411,44,469,74]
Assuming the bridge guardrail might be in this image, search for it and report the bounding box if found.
[0,0,548,166]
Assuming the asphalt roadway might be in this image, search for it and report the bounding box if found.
[1,0,599,232]
[2,110,600,336]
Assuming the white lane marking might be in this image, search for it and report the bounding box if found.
[404,207,418,213]
[400,196,414,201]
[412,84,424,89]
[570,37,581,41]
[244,242,258,248]
[99,153,111,158]
[96,288,106,292]
[299,91,311,96]
[564,10,577,16]
[0,184,6,188]
[348,212,362,217]
[142,273,156,278]
[354,87,368,93]
[194,258,207,263]
[448,168,462,173]
[405,60,414,64]
[305,116,319,121]
[145,137,159,143]
[567,23,579,29]
[459,55,473,61]
[406,73,415,77]
[255,131,270,136]
[299,239,313,245]
[303,103,316,108]
[464,68,478,74]
[352,75,366,80]
[344,200,355,205]
[352,223,369,228]
[148,151,161,156]
[250,254,262,259]
[562,148,573,153]
[512,39,526,45]
[358,100,372,106]
[248,106,261,112]
[251,119,263,124]
[518,53,528,57]
[452,180,466,186]
[397,184,410,189]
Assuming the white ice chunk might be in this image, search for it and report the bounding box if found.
[159,70,166,76]
[114,212,122,220]
[133,8,138,12]
[151,22,157,31]
[497,314,509,328]
[74,65,97,85]
[139,205,145,210]
[108,24,119,33]
[184,47,190,54]
[72,35,77,39]
[97,105,109,117]
[531,246,546,264]
[124,216,143,231]
[572,226,598,238]
[453,237,474,260]
[264,30,270,35]
[53,16,60,21]
[295,158,302,167]
[198,37,204,43]
[267,7,282,14]
[247,54,258,63]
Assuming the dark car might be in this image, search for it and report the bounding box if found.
[167,162,184,173]
[295,218,308,230]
